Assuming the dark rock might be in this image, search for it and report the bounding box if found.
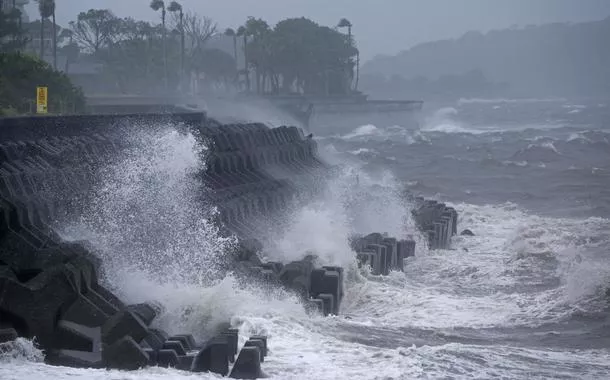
[460,229,475,236]
[229,346,264,379]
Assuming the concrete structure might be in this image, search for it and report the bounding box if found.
[0,111,457,375]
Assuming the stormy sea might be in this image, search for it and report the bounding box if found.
[2,98,610,379]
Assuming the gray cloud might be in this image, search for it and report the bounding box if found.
[27,0,610,60]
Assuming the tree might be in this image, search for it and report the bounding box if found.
[0,7,28,52]
[181,11,216,92]
[243,17,270,93]
[244,17,357,96]
[236,25,248,91]
[0,52,85,114]
[194,48,236,90]
[69,9,118,54]
[224,28,238,86]
[337,18,352,41]
[52,0,57,69]
[168,1,184,90]
[36,0,54,60]
[149,0,167,90]
[337,18,357,91]
[224,28,237,64]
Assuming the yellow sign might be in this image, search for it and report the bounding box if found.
[36,86,48,114]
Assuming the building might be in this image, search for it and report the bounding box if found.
[0,0,30,23]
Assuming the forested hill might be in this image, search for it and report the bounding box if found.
[361,16,610,98]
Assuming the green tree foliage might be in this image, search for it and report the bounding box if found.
[195,48,236,88]
[58,9,358,96]
[0,52,86,114]
[237,17,358,95]
[0,8,28,52]
[69,9,119,54]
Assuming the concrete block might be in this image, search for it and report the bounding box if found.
[156,348,179,368]
[127,303,158,327]
[316,293,335,316]
[169,334,197,351]
[162,340,187,356]
[249,335,268,357]
[101,309,149,345]
[191,338,229,375]
[103,335,149,370]
[229,346,264,379]
[221,328,239,362]
[244,339,266,362]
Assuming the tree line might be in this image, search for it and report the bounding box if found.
[2,1,360,96]
[0,5,84,115]
[225,16,359,96]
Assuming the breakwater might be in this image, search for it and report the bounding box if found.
[0,112,457,377]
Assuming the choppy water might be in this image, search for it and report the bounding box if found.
[2,98,610,379]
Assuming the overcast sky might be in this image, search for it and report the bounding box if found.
[26,0,610,60]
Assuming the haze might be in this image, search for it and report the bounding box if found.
[27,0,610,60]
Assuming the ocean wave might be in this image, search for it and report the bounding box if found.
[348,148,378,156]
[342,124,380,139]
[458,97,567,105]
[512,141,561,162]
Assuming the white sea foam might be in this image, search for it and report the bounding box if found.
[6,116,610,380]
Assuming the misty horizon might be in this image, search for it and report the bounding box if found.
[25,0,610,61]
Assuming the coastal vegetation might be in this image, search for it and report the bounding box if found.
[0,8,85,115]
[3,0,359,96]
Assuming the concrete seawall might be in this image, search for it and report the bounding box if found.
[0,112,458,377]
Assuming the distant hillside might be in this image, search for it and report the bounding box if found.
[361,16,610,99]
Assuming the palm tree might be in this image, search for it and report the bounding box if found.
[224,28,238,63]
[224,28,238,87]
[12,0,22,30]
[236,25,249,92]
[37,0,54,61]
[52,0,57,70]
[168,1,184,90]
[338,18,356,92]
[150,0,167,90]
[337,18,352,41]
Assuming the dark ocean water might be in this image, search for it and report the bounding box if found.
[2,98,610,380]
[312,98,610,379]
